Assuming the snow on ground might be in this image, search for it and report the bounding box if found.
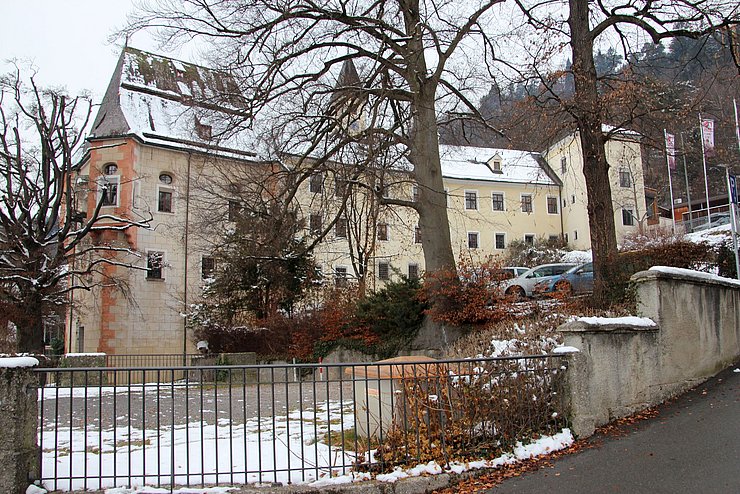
[40,399,357,491]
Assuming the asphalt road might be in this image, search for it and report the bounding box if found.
[489,363,740,493]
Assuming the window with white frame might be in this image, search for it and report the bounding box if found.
[158,187,174,213]
[622,208,635,226]
[334,266,348,286]
[491,192,504,211]
[547,196,558,214]
[335,217,348,238]
[619,169,631,188]
[377,223,389,241]
[521,194,533,213]
[377,261,390,281]
[524,234,535,245]
[492,154,503,173]
[147,251,165,280]
[467,232,479,249]
[309,172,323,193]
[99,163,119,207]
[495,233,505,250]
[560,156,567,174]
[408,263,419,280]
[465,190,478,210]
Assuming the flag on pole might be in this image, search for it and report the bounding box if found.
[701,118,715,157]
[665,132,676,170]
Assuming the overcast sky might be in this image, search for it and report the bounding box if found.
[0,1,179,101]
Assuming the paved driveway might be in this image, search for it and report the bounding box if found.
[489,363,740,493]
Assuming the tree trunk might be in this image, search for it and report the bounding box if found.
[569,0,619,304]
[16,294,46,354]
[401,0,456,276]
[412,92,457,274]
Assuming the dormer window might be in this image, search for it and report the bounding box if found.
[194,117,212,140]
[491,153,503,173]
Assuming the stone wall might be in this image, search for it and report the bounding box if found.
[562,268,740,437]
[0,360,40,494]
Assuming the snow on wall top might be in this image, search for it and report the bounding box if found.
[0,356,39,368]
[438,145,557,186]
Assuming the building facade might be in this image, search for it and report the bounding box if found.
[68,47,649,355]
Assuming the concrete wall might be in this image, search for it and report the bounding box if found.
[562,268,740,437]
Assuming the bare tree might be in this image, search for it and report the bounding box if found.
[0,72,152,353]
[505,0,739,302]
[127,0,512,283]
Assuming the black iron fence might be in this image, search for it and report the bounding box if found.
[35,356,568,491]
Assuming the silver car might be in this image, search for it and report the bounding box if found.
[502,263,578,298]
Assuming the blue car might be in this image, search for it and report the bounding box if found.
[536,262,594,295]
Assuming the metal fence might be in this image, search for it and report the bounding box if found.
[35,355,568,491]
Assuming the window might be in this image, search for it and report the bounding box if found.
[147,251,164,280]
[334,266,348,287]
[100,176,119,207]
[335,177,347,197]
[377,223,389,241]
[104,163,118,175]
[492,159,502,172]
[574,230,578,240]
[194,117,212,140]
[571,195,576,204]
[228,200,241,221]
[619,170,631,188]
[548,234,560,244]
[335,217,348,238]
[524,234,535,245]
[560,157,567,174]
[201,256,215,279]
[622,208,635,226]
[309,172,323,193]
[521,194,533,213]
[408,263,419,280]
[564,233,569,243]
[309,213,322,234]
[159,173,173,185]
[495,233,505,250]
[158,188,173,213]
[547,196,558,214]
[414,225,422,244]
[444,188,449,207]
[378,261,390,281]
[562,198,566,208]
[465,191,478,210]
[491,192,505,211]
[412,185,420,203]
[467,232,479,249]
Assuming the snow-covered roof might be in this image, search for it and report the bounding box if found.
[438,145,559,186]
[89,47,259,160]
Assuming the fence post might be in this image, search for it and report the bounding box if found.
[0,357,40,494]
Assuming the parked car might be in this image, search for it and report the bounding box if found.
[692,213,732,232]
[535,262,594,296]
[501,266,529,279]
[502,263,578,298]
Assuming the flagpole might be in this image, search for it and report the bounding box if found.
[664,129,676,234]
[680,132,693,224]
[699,114,712,226]
[735,98,740,155]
